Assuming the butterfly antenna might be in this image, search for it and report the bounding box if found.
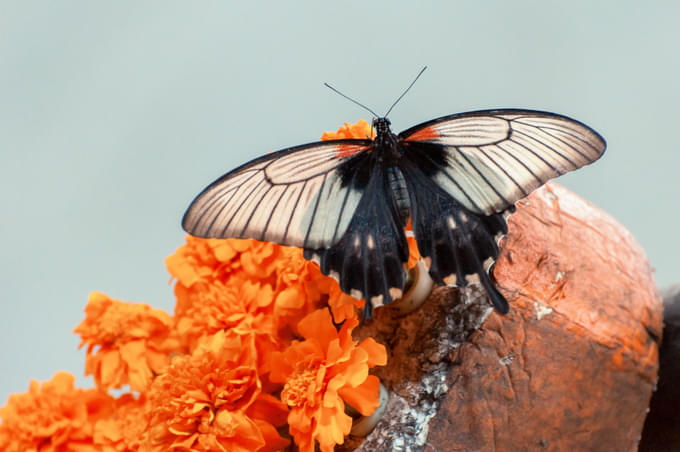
[384,66,427,118]
[324,82,379,119]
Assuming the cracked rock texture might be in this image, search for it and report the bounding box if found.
[346,183,662,452]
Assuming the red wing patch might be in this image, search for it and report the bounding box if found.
[403,126,441,142]
[335,144,370,158]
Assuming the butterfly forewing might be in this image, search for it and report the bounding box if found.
[400,109,606,215]
[182,140,371,249]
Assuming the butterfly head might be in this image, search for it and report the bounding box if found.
[373,117,392,137]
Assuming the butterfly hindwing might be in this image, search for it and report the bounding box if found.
[399,158,510,313]
[304,157,409,318]
[182,140,371,249]
[399,109,606,215]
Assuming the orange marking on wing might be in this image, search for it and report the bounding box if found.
[405,126,440,142]
[335,144,367,158]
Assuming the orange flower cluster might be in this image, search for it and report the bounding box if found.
[0,120,401,452]
[0,372,114,451]
[270,309,386,452]
[74,291,181,392]
[146,332,288,452]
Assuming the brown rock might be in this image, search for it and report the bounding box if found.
[348,183,662,452]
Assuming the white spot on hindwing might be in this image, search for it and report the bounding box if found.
[366,235,375,249]
[447,216,456,229]
[350,289,363,300]
[329,270,340,282]
[309,253,321,265]
[370,295,384,308]
[465,273,480,285]
[353,234,361,249]
[389,287,403,300]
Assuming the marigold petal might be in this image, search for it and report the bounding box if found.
[119,340,153,392]
[164,252,202,287]
[252,418,291,452]
[325,337,345,364]
[338,374,381,416]
[276,286,305,310]
[405,219,422,268]
[93,393,148,451]
[337,315,359,350]
[246,393,289,427]
[337,349,369,388]
[327,286,361,324]
[321,119,374,140]
[211,240,239,262]
[288,408,313,435]
[172,432,200,449]
[213,410,266,452]
[315,404,352,450]
[297,309,337,351]
[99,349,123,387]
[358,337,388,367]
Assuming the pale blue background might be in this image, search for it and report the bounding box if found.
[1,2,678,403]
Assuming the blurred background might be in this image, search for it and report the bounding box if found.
[1,2,678,402]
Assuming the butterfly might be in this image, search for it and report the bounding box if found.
[182,106,605,319]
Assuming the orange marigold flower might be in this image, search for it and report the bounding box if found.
[271,246,334,329]
[168,237,289,351]
[146,331,288,452]
[269,308,387,452]
[168,234,363,348]
[166,237,281,292]
[174,274,280,360]
[321,119,374,140]
[0,372,114,452]
[74,292,181,392]
[93,393,148,451]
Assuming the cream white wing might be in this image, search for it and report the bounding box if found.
[182,140,371,248]
[399,109,606,215]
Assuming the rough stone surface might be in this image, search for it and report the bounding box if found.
[339,285,492,452]
[347,183,662,452]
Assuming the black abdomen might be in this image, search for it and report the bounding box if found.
[387,167,410,227]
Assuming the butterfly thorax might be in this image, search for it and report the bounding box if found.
[373,117,403,165]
